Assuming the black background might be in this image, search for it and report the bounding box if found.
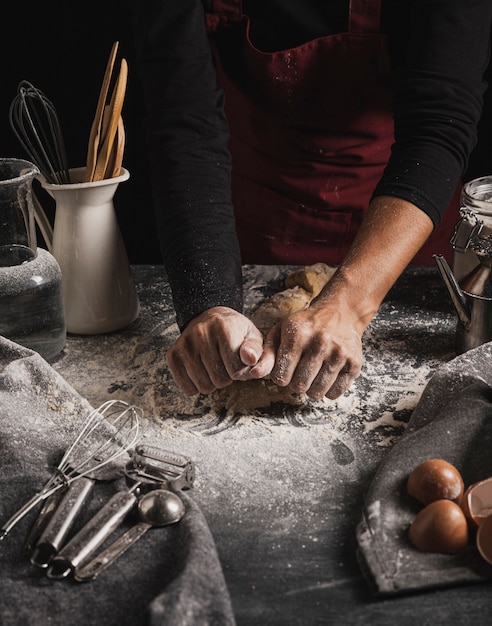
[0,1,159,263]
[1,2,491,264]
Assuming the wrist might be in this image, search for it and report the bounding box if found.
[311,196,434,332]
[311,265,382,335]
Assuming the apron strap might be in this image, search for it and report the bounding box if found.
[210,0,242,16]
[210,1,381,33]
[349,0,382,34]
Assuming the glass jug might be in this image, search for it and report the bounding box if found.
[0,158,66,360]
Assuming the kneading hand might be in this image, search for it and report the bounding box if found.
[166,306,273,395]
[247,195,437,400]
[250,297,363,400]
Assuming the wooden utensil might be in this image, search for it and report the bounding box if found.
[84,41,119,182]
[104,114,125,178]
[92,57,128,181]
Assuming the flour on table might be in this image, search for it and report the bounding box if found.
[116,263,341,420]
[52,265,454,450]
[211,378,342,414]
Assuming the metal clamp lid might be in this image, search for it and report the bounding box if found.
[451,208,484,253]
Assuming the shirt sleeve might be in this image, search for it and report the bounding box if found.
[128,0,243,330]
[374,0,492,227]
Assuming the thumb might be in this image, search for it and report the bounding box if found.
[248,325,279,379]
[239,333,263,366]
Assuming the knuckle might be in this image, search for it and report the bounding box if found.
[166,348,178,367]
[288,378,307,394]
[198,383,217,394]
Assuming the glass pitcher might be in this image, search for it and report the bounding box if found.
[0,158,66,360]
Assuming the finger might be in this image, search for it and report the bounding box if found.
[324,369,357,400]
[286,339,361,398]
[249,351,275,379]
[287,352,326,396]
[166,356,199,396]
[269,323,304,387]
[217,344,254,381]
[199,349,235,390]
[309,361,360,400]
[249,326,279,379]
[167,347,219,395]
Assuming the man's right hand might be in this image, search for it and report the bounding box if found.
[166,306,273,395]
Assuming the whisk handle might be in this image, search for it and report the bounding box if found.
[0,481,65,541]
[47,490,137,579]
[30,477,95,568]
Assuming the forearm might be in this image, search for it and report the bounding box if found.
[130,0,243,329]
[313,195,434,334]
[162,200,244,331]
[380,0,491,226]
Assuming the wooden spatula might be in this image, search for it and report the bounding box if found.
[104,113,125,178]
[92,57,128,181]
[84,41,119,182]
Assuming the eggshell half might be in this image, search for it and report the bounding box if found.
[476,514,492,564]
[461,477,492,530]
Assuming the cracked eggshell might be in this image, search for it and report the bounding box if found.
[461,477,492,530]
[476,514,492,564]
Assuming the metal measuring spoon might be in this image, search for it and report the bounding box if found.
[28,458,129,567]
[73,489,185,581]
[45,455,192,580]
[29,477,94,567]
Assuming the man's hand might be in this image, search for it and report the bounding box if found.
[251,294,363,400]
[167,307,272,395]
[252,195,436,400]
[168,193,436,400]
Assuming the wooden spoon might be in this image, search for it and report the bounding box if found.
[92,57,128,181]
[84,41,119,182]
[104,114,125,178]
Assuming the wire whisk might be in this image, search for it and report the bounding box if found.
[9,80,71,185]
[0,400,142,541]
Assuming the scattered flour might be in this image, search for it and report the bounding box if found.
[44,265,456,505]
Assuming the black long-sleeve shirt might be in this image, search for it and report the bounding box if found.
[130,0,492,329]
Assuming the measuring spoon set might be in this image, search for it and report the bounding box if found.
[24,444,194,582]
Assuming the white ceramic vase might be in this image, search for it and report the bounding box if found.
[41,167,139,335]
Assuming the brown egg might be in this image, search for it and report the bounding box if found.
[407,459,464,505]
[476,513,492,564]
[409,499,468,554]
[461,477,492,530]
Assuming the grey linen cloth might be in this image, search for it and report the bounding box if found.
[0,336,235,626]
[356,341,492,595]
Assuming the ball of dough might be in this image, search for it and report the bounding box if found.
[250,263,337,334]
[250,285,312,333]
[285,262,336,297]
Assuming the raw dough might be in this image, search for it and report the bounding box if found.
[250,263,336,334]
[285,262,337,298]
[250,285,313,334]
[207,263,337,410]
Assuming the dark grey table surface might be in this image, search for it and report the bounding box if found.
[50,265,491,625]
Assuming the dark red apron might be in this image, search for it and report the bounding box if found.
[205,0,458,265]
